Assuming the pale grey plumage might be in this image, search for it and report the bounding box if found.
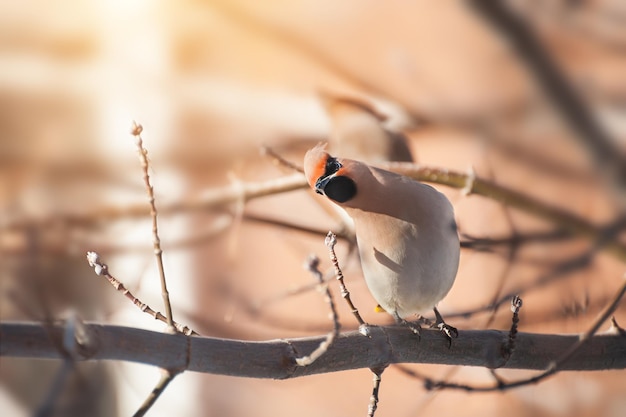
[304,144,459,320]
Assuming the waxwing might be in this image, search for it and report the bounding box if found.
[319,93,414,164]
[304,144,460,339]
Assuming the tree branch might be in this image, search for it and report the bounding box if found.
[466,0,626,191]
[6,166,626,261]
[2,322,625,378]
[388,163,626,261]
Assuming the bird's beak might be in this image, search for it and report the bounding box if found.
[315,174,334,195]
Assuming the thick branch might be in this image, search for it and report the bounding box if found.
[2,322,625,378]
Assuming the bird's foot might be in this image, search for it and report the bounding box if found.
[434,322,458,348]
[432,307,457,348]
[393,312,422,340]
[404,320,422,338]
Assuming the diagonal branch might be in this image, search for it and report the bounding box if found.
[467,0,626,191]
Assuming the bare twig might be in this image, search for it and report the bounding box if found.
[133,369,180,417]
[442,248,593,322]
[608,316,626,336]
[85,252,198,336]
[502,295,523,360]
[325,232,370,336]
[244,212,348,240]
[3,174,307,231]
[35,312,95,417]
[35,360,73,417]
[423,275,626,392]
[460,229,572,251]
[131,122,175,332]
[261,145,304,173]
[295,255,341,366]
[367,366,386,417]
[448,217,626,321]
[476,171,521,329]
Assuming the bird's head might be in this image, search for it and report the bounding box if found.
[303,143,358,204]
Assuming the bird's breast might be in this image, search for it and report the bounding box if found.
[350,210,459,317]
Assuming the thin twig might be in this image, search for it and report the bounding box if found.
[36,312,94,417]
[460,230,572,251]
[448,217,625,321]
[3,173,308,231]
[477,166,521,329]
[442,247,594,322]
[244,212,349,239]
[295,255,341,366]
[325,232,370,336]
[85,252,198,336]
[261,145,304,173]
[132,369,180,417]
[608,316,626,336]
[423,275,626,392]
[35,360,73,417]
[502,295,523,360]
[131,122,175,332]
[367,366,386,417]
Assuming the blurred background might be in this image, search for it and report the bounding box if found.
[1,1,626,416]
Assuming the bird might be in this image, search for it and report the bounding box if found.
[303,143,460,342]
[319,92,414,164]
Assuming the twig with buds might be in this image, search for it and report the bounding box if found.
[325,232,370,336]
[86,251,197,336]
[131,122,175,333]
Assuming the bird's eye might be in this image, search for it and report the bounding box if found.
[324,176,357,203]
[324,157,342,177]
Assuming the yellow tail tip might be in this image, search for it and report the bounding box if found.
[374,304,387,313]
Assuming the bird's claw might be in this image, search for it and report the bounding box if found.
[432,307,457,348]
[434,322,458,348]
[406,322,422,339]
[393,313,422,340]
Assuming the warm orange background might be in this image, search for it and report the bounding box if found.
[1,1,625,416]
